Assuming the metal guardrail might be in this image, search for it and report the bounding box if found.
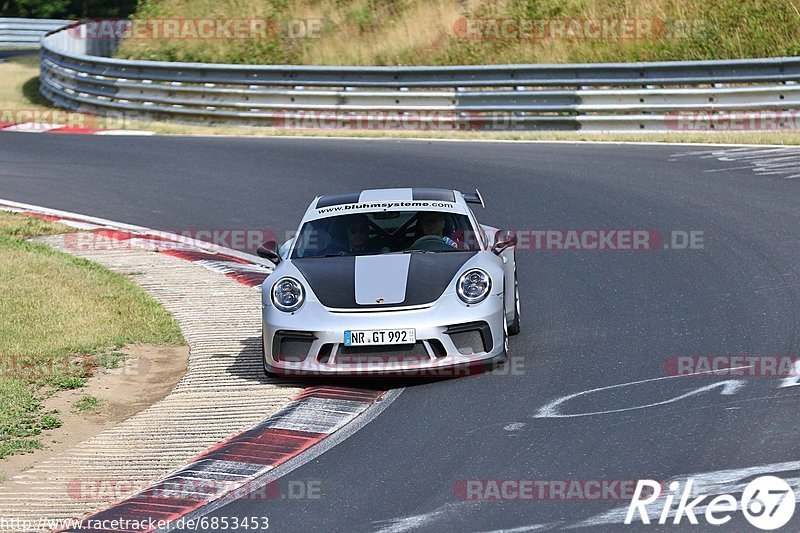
[38,22,800,131]
[0,18,69,49]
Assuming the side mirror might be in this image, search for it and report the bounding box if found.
[492,229,517,255]
[256,240,281,265]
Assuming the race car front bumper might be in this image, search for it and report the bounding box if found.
[262,291,507,377]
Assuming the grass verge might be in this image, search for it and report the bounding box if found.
[3,53,800,144]
[118,0,800,66]
[74,395,101,413]
[0,211,184,459]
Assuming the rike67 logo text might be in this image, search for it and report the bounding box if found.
[626,476,795,530]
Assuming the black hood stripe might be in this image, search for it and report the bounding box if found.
[403,252,474,305]
[293,252,476,309]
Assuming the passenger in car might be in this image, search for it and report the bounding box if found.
[345,215,372,253]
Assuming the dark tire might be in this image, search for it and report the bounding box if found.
[508,266,521,336]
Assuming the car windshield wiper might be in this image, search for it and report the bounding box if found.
[296,252,352,258]
[301,250,439,258]
[304,252,376,258]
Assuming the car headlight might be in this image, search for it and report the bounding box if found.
[457,269,491,304]
[271,277,305,312]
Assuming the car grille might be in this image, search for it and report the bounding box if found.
[335,342,429,364]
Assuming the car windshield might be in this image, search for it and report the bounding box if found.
[291,210,482,258]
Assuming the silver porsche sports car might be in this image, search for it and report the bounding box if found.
[257,187,519,377]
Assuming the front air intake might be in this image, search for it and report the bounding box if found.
[273,331,315,362]
[445,321,492,355]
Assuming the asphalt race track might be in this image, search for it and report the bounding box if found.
[2,133,799,532]
[0,49,38,61]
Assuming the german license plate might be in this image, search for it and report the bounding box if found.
[344,329,416,346]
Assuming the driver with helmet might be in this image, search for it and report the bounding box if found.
[417,211,458,248]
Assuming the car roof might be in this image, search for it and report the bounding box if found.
[303,188,471,221]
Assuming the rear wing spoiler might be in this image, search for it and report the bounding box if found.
[462,189,485,208]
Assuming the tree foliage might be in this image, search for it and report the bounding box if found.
[0,0,137,19]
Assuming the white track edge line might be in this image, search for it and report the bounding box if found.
[151,132,800,148]
[0,197,274,268]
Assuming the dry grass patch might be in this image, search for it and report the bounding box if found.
[116,0,800,65]
[0,211,184,458]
